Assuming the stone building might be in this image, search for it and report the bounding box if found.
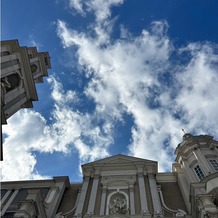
[0,39,51,160]
[1,134,218,218]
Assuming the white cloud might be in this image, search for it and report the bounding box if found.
[56,15,218,173]
[68,0,123,23]
[2,0,218,181]
[86,0,124,23]
[28,34,42,49]
[2,110,50,181]
[1,76,113,181]
[175,43,218,135]
[69,0,85,16]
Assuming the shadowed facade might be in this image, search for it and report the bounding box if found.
[1,134,218,217]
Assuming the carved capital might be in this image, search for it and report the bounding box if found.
[94,174,100,180]
[84,176,90,182]
[129,184,134,192]
[138,173,144,178]
[148,172,155,179]
[102,186,107,193]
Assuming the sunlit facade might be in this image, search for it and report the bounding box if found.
[1,134,218,217]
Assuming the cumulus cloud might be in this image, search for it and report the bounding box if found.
[56,10,218,172]
[1,76,113,181]
[175,43,218,135]
[2,0,218,181]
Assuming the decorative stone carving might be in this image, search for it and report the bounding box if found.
[138,173,144,178]
[196,195,218,217]
[94,174,100,180]
[102,186,107,193]
[205,214,218,218]
[109,192,129,215]
[1,77,11,93]
[84,176,90,182]
[148,172,155,179]
[175,209,186,217]
[1,73,21,93]
[31,64,38,73]
[129,185,134,192]
[14,199,38,218]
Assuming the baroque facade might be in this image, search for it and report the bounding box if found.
[0,39,51,159]
[1,133,218,218]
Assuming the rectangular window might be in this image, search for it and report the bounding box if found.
[209,159,218,172]
[194,165,205,180]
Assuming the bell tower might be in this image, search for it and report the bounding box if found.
[173,134,218,217]
[1,39,51,160]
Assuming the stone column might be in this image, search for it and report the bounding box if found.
[129,185,135,215]
[183,159,197,183]
[138,173,149,215]
[75,176,90,216]
[148,173,163,217]
[87,174,100,215]
[100,186,107,215]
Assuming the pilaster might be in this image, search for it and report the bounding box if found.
[75,175,90,216]
[100,186,107,215]
[183,159,197,183]
[129,185,135,215]
[148,173,163,217]
[138,173,149,215]
[87,174,100,215]
[193,148,211,174]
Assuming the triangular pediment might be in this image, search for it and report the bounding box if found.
[82,154,157,176]
[83,154,156,166]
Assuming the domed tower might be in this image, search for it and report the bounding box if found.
[173,134,218,217]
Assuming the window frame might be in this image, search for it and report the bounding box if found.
[193,164,205,180]
[208,159,218,172]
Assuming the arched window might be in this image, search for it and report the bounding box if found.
[1,73,21,93]
[31,64,38,73]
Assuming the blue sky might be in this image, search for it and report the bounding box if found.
[1,0,218,182]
